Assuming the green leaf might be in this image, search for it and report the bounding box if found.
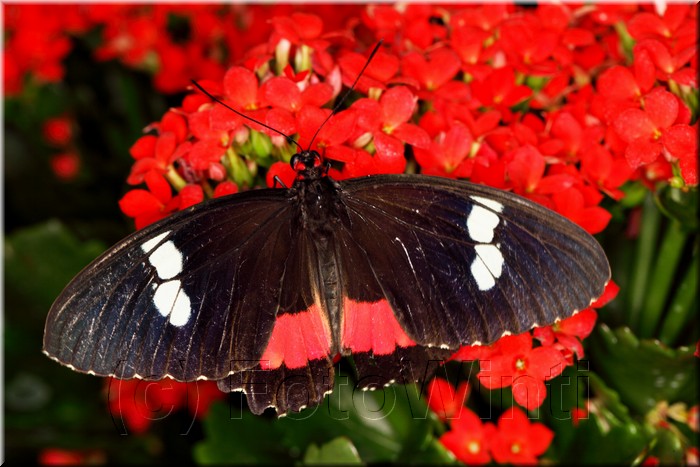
[193,403,290,464]
[277,370,433,463]
[565,413,648,464]
[4,220,106,374]
[627,193,661,330]
[590,324,698,415]
[4,220,105,315]
[619,181,649,208]
[638,219,687,338]
[559,372,650,464]
[303,437,362,465]
[652,427,685,464]
[656,184,698,231]
[195,367,446,464]
[658,251,698,345]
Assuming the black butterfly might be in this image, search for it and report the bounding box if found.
[42,43,610,416]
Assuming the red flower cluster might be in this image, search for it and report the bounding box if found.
[439,406,553,464]
[42,116,81,182]
[109,4,696,233]
[38,448,105,466]
[449,280,618,411]
[426,377,471,421]
[3,4,363,96]
[3,5,90,94]
[106,378,225,434]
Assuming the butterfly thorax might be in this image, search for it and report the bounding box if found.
[290,154,350,235]
[288,152,352,347]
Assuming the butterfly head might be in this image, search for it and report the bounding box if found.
[291,150,326,180]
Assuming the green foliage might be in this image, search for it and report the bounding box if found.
[194,371,455,464]
[303,437,362,465]
[591,325,697,415]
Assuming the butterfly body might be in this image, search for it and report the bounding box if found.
[44,154,610,415]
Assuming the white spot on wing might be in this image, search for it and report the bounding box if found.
[470,196,504,213]
[471,254,496,291]
[153,280,192,326]
[471,244,504,291]
[466,197,506,291]
[467,205,500,243]
[475,244,504,278]
[141,231,171,253]
[148,241,183,279]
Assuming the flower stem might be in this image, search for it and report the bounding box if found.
[638,220,687,339]
[627,194,661,330]
[165,166,187,191]
[658,249,698,346]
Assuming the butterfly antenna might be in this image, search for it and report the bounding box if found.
[190,80,303,153]
[307,40,384,150]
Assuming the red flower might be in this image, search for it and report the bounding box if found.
[536,280,618,362]
[213,180,239,198]
[38,448,106,466]
[534,309,598,362]
[187,381,227,419]
[401,48,461,92]
[42,116,73,146]
[572,405,589,426]
[270,12,324,47]
[471,66,532,119]
[449,338,501,363]
[490,406,554,464]
[127,111,189,186]
[612,87,688,170]
[414,121,475,178]
[39,449,85,466]
[498,14,560,74]
[580,145,635,200]
[107,378,188,434]
[591,280,620,308]
[50,152,81,181]
[439,408,496,465]
[593,66,648,124]
[662,123,698,185]
[425,377,471,420]
[349,86,430,175]
[119,177,203,229]
[686,405,698,432]
[3,5,74,94]
[506,145,576,198]
[478,333,566,411]
[551,186,612,234]
[296,106,357,152]
[266,161,298,188]
[338,49,399,93]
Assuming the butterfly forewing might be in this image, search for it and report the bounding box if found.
[44,169,611,415]
[337,174,609,348]
[43,189,305,381]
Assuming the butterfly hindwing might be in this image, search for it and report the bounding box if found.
[44,168,610,415]
[42,189,331,385]
[337,174,610,349]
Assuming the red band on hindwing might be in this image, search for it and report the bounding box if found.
[260,304,332,370]
[342,298,416,354]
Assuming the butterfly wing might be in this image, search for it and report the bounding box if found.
[336,174,609,360]
[43,189,333,390]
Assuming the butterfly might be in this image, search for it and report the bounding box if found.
[42,43,610,416]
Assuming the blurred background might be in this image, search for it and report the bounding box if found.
[3,3,698,465]
[3,5,354,464]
